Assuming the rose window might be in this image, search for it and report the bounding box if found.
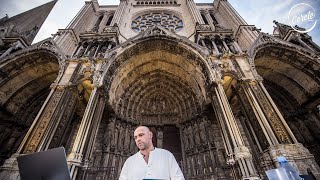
[131,12,183,33]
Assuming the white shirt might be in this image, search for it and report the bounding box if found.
[119,148,185,180]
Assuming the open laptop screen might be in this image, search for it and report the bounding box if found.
[17,147,71,180]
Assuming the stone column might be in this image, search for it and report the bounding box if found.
[110,0,127,26]
[204,10,216,31]
[211,82,259,179]
[240,79,295,144]
[83,92,106,166]
[99,12,112,32]
[66,2,91,30]
[45,87,78,150]
[233,41,243,53]
[186,0,204,24]
[67,87,106,179]
[210,39,220,55]
[72,42,82,58]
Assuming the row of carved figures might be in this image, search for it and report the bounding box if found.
[101,117,137,154]
[72,39,116,59]
[180,115,235,178]
[198,34,242,55]
[83,151,127,179]
[184,150,232,179]
[89,114,232,179]
[181,116,216,151]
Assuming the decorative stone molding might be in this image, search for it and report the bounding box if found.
[242,79,292,144]
[248,33,318,65]
[196,23,212,32]
[0,38,67,85]
[119,25,209,57]
[134,0,179,6]
[0,38,66,64]
[23,89,64,153]
[102,26,118,34]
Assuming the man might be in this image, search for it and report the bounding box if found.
[119,126,185,180]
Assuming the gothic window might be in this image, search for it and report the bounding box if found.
[106,14,114,26]
[289,39,301,46]
[131,12,183,33]
[209,13,218,24]
[97,15,103,26]
[201,13,208,24]
[92,15,103,32]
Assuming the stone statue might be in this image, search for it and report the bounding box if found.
[199,118,207,143]
[77,42,88,58]
[118,123,124,150]
[124,124,130,151]
[224,36,237,54]
[194,123,201,145]
[157,129,163,148]
[183,127,189,149]
[187,125,194,147]
[129,127,136,152]
[105,118,115,147]
[114,121,120,148]
[97,42,108,58]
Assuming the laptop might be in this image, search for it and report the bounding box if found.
[17,147,71,180]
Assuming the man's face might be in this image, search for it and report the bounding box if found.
[134,126,152,150]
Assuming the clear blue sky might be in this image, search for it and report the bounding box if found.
[0,0,319,45]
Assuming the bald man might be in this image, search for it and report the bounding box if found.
[119,126,185,180]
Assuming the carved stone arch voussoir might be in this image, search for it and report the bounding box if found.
[101,34,214,95]
[248,35,317,68]
[0,38,66,84]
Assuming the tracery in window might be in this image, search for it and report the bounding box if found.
[131,12,183,33]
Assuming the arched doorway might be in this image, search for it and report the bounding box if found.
[80,37,238,179]
[253,44,320,165]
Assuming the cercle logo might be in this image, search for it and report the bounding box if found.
[288,3,317,33]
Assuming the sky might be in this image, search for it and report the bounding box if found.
[0,0,319,45]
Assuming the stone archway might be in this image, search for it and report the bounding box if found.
[107,38,211,125]
[83,36,241,179]
[0,49,61,165]
[252,43,320,165]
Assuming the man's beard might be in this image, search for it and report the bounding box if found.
[138,142,149,150]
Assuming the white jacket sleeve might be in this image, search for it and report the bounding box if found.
[169,152,185,180]
[119,159,129,180]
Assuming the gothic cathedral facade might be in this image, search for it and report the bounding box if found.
[0,0,320,179]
